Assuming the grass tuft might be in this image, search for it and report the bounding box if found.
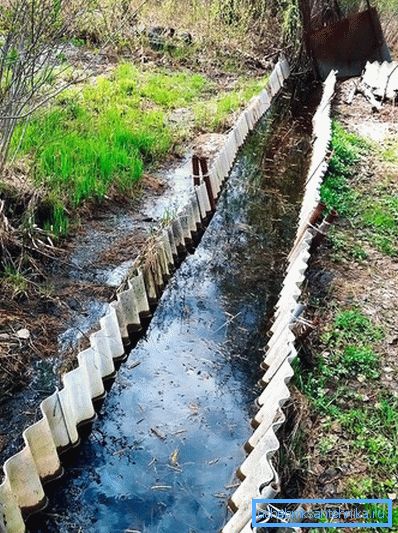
[341,345,379,378]
[1,266,29,299]
[333,309,384,343]
[321,121,368,217]
[193,76,268,132]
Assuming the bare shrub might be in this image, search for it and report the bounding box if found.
[0,1,82,171]
[0,0,143,176]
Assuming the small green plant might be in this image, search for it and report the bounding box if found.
[70,37,86,47]
[161,207,177,225]
[43,201,69,237]
[296,309,385,416]
[321,122,369,216]
[281,0,301,44]
[341,345,379,378]
[332,309,384,344]
[361,195,398,257]
[1,266,29,298]
[351,244,368,261]
[318,434,338,455]
[381,138,398,163]
[347,477,375,499]
[193,75,268,131]
[328,228,368,262]
[322,122,397,257]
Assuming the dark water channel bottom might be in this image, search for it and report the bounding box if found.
[27,81,319,533]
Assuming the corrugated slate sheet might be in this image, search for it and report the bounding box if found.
[222,70,337,533]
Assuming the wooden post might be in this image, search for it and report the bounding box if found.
[192,154,200,186]
[199,157,216,212]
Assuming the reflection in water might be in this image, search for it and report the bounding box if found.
[28,80,319,533]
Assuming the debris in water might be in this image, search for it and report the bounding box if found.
[147,457,156,468]
[169,448,179,466]
[224,482,240,490]
[112,447,129,456]
[150,485,172,491]
[150,426,166,440]
[127,360,141,369]
[214,311,242,334]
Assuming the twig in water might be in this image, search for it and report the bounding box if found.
[214,311,242,334]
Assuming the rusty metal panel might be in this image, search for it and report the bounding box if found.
[308,8,391,80]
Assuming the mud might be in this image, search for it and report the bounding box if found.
[25,79,320,533]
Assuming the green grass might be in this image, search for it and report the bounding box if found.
[334,308,384,339]
[1,266,29,298]
[300,121,398,530]
[361,193,398,256]
[321,121,398,257]
[381,139,398,163]
[296,308,383,414]
[13,63,267,235]
[338,397,398,471]
[320,121,368,217]
[193,76,268,132]
[327,228,368,263]
[323,308,384,346]
[295,304,397,517]
[341,345,379,378]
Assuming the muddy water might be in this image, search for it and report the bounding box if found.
[27,81,319,533]
[59,154,195,352]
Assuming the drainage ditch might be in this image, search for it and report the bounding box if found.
[25,77,321,533]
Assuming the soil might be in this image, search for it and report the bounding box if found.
[280,80,398,507]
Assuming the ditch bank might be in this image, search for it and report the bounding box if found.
[1,58,294,533]
[0,148,213,467]
[279,79,398,525]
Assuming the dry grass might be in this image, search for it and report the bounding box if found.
[69,0,291,72]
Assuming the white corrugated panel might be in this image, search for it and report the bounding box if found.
[222,67,336,533]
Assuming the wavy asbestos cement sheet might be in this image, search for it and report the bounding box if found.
[362,60,398,101]
[0,57,291,533]
[222,70,337,533]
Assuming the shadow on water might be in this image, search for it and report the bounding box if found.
[27,78,320,533]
